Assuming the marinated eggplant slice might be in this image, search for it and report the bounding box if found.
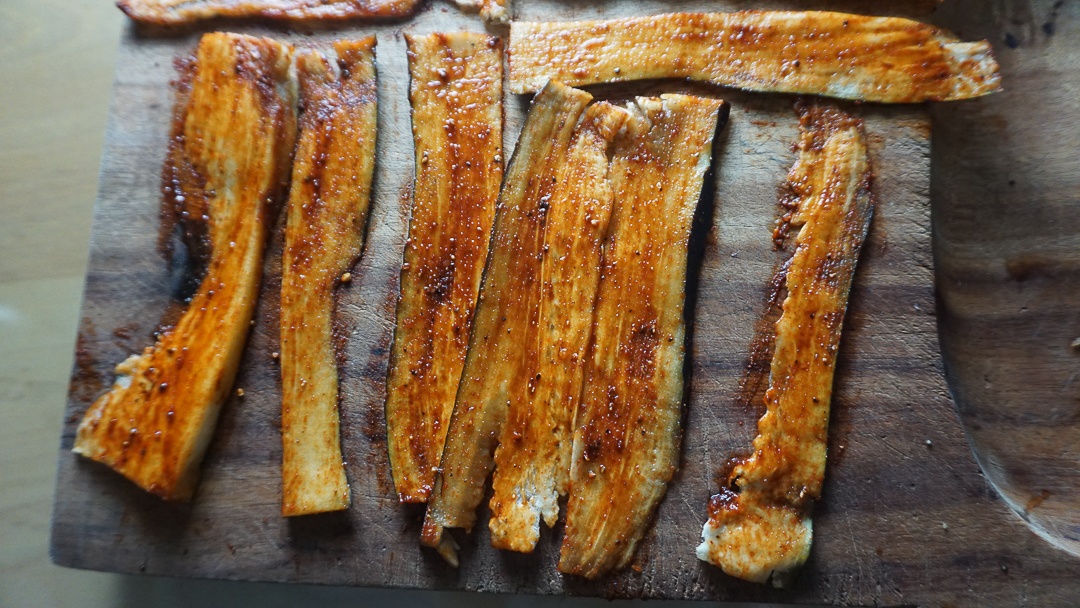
[118,0,419,25]
[73,33,298,500]
[697,102,874,586]
[488,101,630,553]
[508,12,1001,103]
[386,32,503,504]
[421,81,593,563]
[559,94,726,579]
[280,39,378,517]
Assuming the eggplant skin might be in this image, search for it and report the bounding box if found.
[73,33,298,501]
[280,39,378,518]
[421,81,594,562]
[509,11,1001,103]
[559,94,726,580]
[697,101,874,586]
[386,32,503,505]
[118,0,420,25]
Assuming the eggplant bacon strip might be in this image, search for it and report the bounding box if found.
[280,39,378,517]
[118,0,419,25]
[73,33,298,500]
[508,11,1001,103]
[452,0,509,23]
[488,101,630,553]
[559,94,726,579]
[697,102,874,586]
[421,81,593,564]
[386,33,503,504]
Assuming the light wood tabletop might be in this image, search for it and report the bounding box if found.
[1,0,123,604]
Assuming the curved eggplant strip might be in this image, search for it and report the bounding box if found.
[73,33,298,500]
[697,101,874,586]
[508,11,1001,103]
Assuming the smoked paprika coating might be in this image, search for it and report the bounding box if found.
[280,39,377,517]
[697,102,874,586]
[118,0,419,25]
[421,81,592,564]
[559,94,726,579]
[488,101,630,553]
[386,32,503,504]
[73,33,298,500]
[509,11,1001,103]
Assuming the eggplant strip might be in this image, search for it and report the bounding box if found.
[118,0,419,25]
[386,33,503,504]
[421,81,593,564]
[696,102,874,586]
[508,11,1001,103]
[73,33,298,500]
[559,94,726,579]
[280,39,377,517]
[488,101,629,553]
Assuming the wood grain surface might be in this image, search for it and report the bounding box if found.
[49,1,1080,605]
[933,0,1080,563]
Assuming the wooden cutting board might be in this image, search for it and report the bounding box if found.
[50,1,1080,604]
